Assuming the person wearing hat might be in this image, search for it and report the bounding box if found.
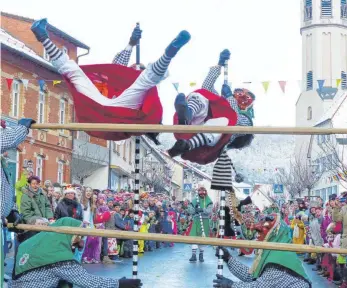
[213,212,311,288]
[54,185,83,221]
[309,200,324,273]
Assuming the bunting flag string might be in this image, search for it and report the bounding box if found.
[278,81,287,94]
[38,79,46,91]
[336,79,342,88]
[21,79,29,90]
[6,78,13,91]
[262,81,270,93]
[53,80,62,86]
[172,82,179,92]
[317,79,325,91]
[189,82,196,87]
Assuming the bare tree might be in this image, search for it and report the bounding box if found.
[71,142,109,185]
[276,153,323,198]
[319,135,347,189]
[141,156,174,193]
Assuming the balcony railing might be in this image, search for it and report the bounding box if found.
[304,6,312,21]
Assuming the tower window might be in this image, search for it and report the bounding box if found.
[342,0,347,19]
[306,71,313,90]
[307,106,312,120]
[342,71,347,90]
[305,0,313,20]
[321,0,332,18]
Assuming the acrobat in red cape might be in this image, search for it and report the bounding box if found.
[30,18,191,142]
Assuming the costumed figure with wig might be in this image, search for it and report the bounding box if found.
[30,18,191,144]
[168,49,255,165]
[186,185,213,263]
[213,209,312,288]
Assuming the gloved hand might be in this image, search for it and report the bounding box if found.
[215,246,232,262]
[213,274,234,288]
[218,49,231,66]
[129,26,142,46]
[221,84,232,98]
[18,118,36,129]
[6,209,24,233]
[196,208,204,213]
[119,277,143,288]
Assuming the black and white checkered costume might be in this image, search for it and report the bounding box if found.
[1,125,28,218]
[112,45,133,66]
[11,261,119,288]
[201,66,251,144]
[226,258,310,288]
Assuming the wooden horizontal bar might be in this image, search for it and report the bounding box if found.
[8,223,347,254]
[30,123,347,135]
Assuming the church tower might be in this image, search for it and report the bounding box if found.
[296,0,347,128]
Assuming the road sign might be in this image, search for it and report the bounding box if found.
[273,184,284,193]
[183,183,192,191]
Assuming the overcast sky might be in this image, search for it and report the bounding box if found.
[2,0,302,126]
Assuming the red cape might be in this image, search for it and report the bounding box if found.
[173,89,237,165]
[64,64,163,141]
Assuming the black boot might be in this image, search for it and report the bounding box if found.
[189,253,197,262]
[146,132,161,145]
[168,139,190,158]
[199,252,204,262]
[174,93,192,125]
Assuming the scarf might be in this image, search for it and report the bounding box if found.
[15,218,82,277]
[250,214,311,286]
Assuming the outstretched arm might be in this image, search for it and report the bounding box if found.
[1,125,28,153]
[226,257,254,282]
[112,25,142,66]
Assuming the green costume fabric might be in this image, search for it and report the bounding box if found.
[15,172,28,212]
[251,216,311,285]
[15,217,82,277]
[189,196,213,237]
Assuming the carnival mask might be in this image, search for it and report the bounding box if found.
[233,88,254,111]
[251,214,277,242]
[198,187,207,198]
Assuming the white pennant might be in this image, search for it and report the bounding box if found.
[21,79,29,89]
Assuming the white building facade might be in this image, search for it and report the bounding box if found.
[296,0,347,199]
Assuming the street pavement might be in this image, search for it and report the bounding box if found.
[5,244,335,287]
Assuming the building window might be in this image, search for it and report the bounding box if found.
[36,156,43,179]
[38,91,45,124]
[321,0,332,18]
[307,106,312,120]
[123,142,127,161]
[243,188,250,195]
[342,0,347,18]
[12,80,20,118]
[59,99,65,124]
[305,0,313,20]
[57,161,64,184]
[43,48,50,61]
[306,71,313,90]
[77,131,90,142]
[113,142,121,155]
[332,185,338,195]
[62,46,68,54]
[342,71,347,90]
[129,141,132,164]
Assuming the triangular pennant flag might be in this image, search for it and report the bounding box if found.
[172,82,179,92]
[317,79,325,91]
[38,79,46,91]
[6,78,13,91]
[189,82,196,87]
[21,79,29,90]
[278,81,287,93]
[53,80,62,86]
[262,81,270,93]
[336,79,342,88]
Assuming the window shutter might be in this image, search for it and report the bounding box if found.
[321,0,332,18]
[307,71,313,90]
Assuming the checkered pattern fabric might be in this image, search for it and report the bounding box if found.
[11,261,119,288]
[227,259,310,288]
[112,45,133,66]
[201,66,221,95]
[1,125,28,218]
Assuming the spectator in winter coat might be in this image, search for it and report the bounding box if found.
[54,185,83,221]
[20,176,54,223]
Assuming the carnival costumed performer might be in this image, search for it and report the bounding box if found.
[213,212,312,288]
[187,185,213,263]
[11,218,142,288]
[168,49,255,164]
[30,19,190,141]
